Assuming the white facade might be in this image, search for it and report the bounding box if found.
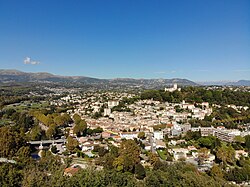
[120,132,138,139]
[108,101,119,108]
[104,108,111,116]
[165,84,181,92]
[154,131,164,140]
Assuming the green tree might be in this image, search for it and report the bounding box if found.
[198,137,213,148]
[73,120,87,136]
[0,164,23,187]
[62,113,72,124]
[137,131,146,139]
[54,115,65,126]
[216,144,235,165]
[46,124,57,139]
[113,139,141,172]
[66,136,79,153]
[135,163,146,180]
[0,126,26,158]
[245,135,250,150]
[51,145,58,154]
[209,164,224,179]
[234,136,245,144]
[73,114,81,124]
[29,125,42,141]
[197,147,209,165]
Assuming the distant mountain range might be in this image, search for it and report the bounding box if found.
[0,69,197,89]
[197,80,250,86]
[226,80,250,86]
[0,69,249,88]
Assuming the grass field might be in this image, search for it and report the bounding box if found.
[157,149,167,160]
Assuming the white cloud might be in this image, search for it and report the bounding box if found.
[24,57,40,65]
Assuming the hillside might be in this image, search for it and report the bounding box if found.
[0,69,197,88]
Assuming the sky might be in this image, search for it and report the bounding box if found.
[0,0,249,81]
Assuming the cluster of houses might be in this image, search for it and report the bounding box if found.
[62,121,250,173]
[47,90,250,174]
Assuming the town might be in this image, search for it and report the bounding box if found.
[1,82,250,186]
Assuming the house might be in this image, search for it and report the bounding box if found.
[235,150,249,159]
[108,100,119,108]
[174,152,186,161]
[64,167,79,177]
[101,131,111,139]
[176,139,186,145]
[201,102,209,108]
[170,148,189,161]
[171,124,182,136]
[181,124,191,132]
[182,101,195,110]
[154,140,166,149]
[104,108,111,116]
[78,137,88,144]
[81,142,94,151]
[207,154,215,163]
[171,128,182,136]
[168,140,177,146]
[144,143,152,151]
[154,131,164,140]
[112,135,121,141]
[120,132,138,139]
[188,146,197,152]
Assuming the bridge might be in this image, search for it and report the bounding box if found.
[28,139,66,145]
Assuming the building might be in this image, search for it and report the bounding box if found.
[214,129,240,142]
[191,126,215,136]
[101,131,111,139]
[64,167,79,177]
[170,148,189,161]
[104,108,111,116]
[165,84,181,92]
[153,131,164,140]
[235,150,249,159]
[120,132,138,139]
[154,140,167,149]
[181,124,191,133]
[108,101,119,108]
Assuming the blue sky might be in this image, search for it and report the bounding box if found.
[0,0,249,81]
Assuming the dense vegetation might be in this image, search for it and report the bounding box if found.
[140,87,250,107]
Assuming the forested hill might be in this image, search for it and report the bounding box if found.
[0,69,197,88]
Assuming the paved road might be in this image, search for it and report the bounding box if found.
[148,133,156,153]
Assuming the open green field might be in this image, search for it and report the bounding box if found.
[157,149,167,160]
[4,101,50,112]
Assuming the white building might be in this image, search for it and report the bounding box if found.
[214,129,241,142]
[108,101,119,108]
[235,150,249,159]
[170,148,189,161]
[104,108,111,116]
[120,132,138,139]
[154,131,164,140]
[154,140,167,149]
[165,84,181,92]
